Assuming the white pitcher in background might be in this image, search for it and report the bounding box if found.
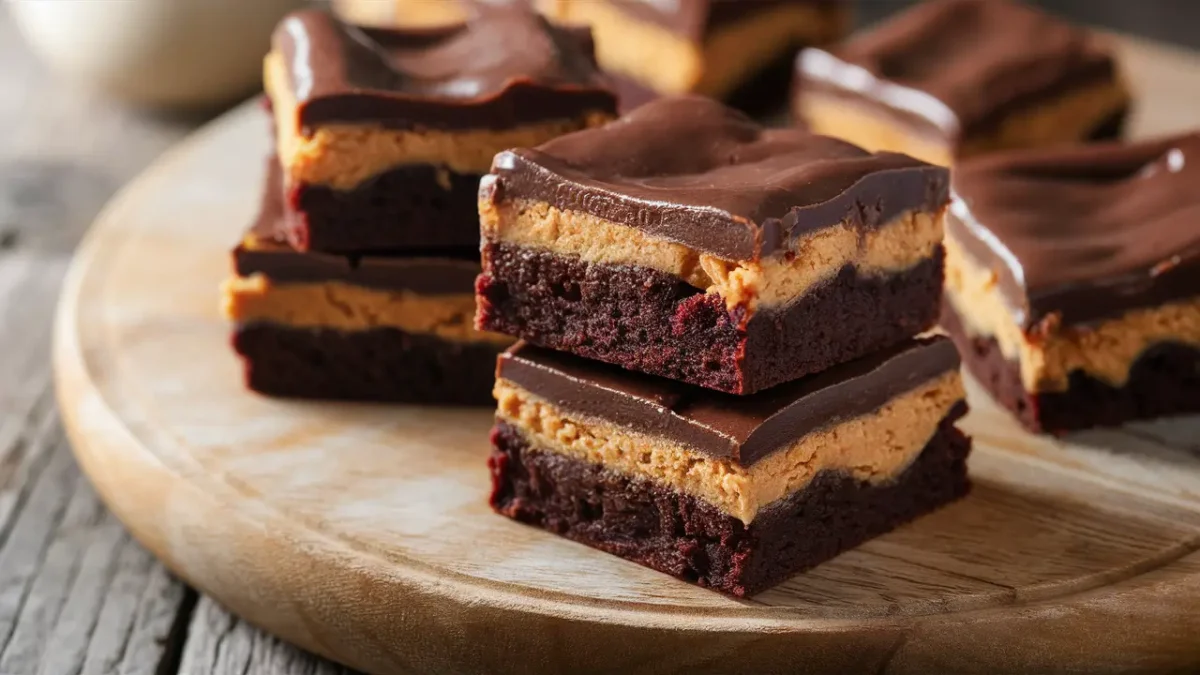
[11,0,304,109]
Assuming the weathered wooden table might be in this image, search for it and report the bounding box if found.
[4,3,1199,674]
[0,10,351,675]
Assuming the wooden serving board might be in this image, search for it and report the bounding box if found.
[54,37,1200,675]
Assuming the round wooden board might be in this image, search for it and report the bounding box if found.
[55,37,1200,675]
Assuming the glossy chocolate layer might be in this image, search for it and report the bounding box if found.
[796,0,1119,139]
[273,8,616,131]
[497,336,960,466]
[233,161,479,295]
[949,133,1200,328]
[487,95,947,260]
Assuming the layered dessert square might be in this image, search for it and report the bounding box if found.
[265,8,617,253]
[548,0,848,112]
[941,134,1200,434]
[490,337,971,596]
[476,96,950,395]
[223,164,510,403]
[793,0,1131,166]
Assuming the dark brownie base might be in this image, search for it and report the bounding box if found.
[489,411,972,596]
[232,323,504,405]
[476,242,944,394]
[940,302,1200,434]
[286,164,483,253]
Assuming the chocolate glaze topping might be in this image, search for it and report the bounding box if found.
[233,161,479,294]
[273,8,616,131]
[487,95,947,260]
[949,133,1200,329]
[499,336,962,466]
[796,0,1120,139]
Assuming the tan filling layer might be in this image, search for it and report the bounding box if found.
[481,198,943,312]
[495,371,964,525]
[390,0,469,26]
[222,274,512,345]
[556,1,844,97]
[795,93,953,167]
[796,80,1130,166]
[264,51,612,190]
[944,233,1200,392]
[331,0,412,27]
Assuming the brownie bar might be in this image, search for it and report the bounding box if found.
[488,339,971,595]
[610,44,812,116]
[477,96,949,394]
[549,0,847,113]
[478,242,943,395]
[942,135,1200,433]
[792,0,1131,165]
[223,163,510,404]
[266,8,617,253]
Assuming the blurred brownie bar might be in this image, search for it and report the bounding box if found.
[793,0,1130,166]
[941,134,1200,433]
[476,96,949,395]
[265,8,616,253]
[548,0,848,113]
[490,338,971,596]
[223,163,510,403]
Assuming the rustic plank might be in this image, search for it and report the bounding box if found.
[77,539,193,675]
[0,5,222,675]
[179,598,352,675]
[0,463,106,674]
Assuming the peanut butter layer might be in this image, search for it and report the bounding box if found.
[558,1,843,97]
[481,198,943,312]
[266,52,612,190]
[495,370,964,524]
[945,233,1200,391]
[335,0,560,27]
[796,80,1129,166]
[222,274,511,345]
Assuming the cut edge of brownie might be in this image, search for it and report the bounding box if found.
[232,322,505,405]
[476,242,944,394]
[287,163,485,253]
[488,413,972,597]
[940,301,1200,434]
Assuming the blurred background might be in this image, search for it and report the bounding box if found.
[5,1,1197,119]
[862,0,1197,47]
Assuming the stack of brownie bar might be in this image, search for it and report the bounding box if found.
[792,0,1131,166]
[479,96,974,595]
[222,7,617,403]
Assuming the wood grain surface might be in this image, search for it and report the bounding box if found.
[50,33,1200,675]
[0,8,348,675]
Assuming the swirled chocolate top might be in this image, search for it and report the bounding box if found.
[485,95,947,260]
[796,0,1121,139]
[949,133,1200,328]
[271,8,617,131]
[498,336,962,466]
